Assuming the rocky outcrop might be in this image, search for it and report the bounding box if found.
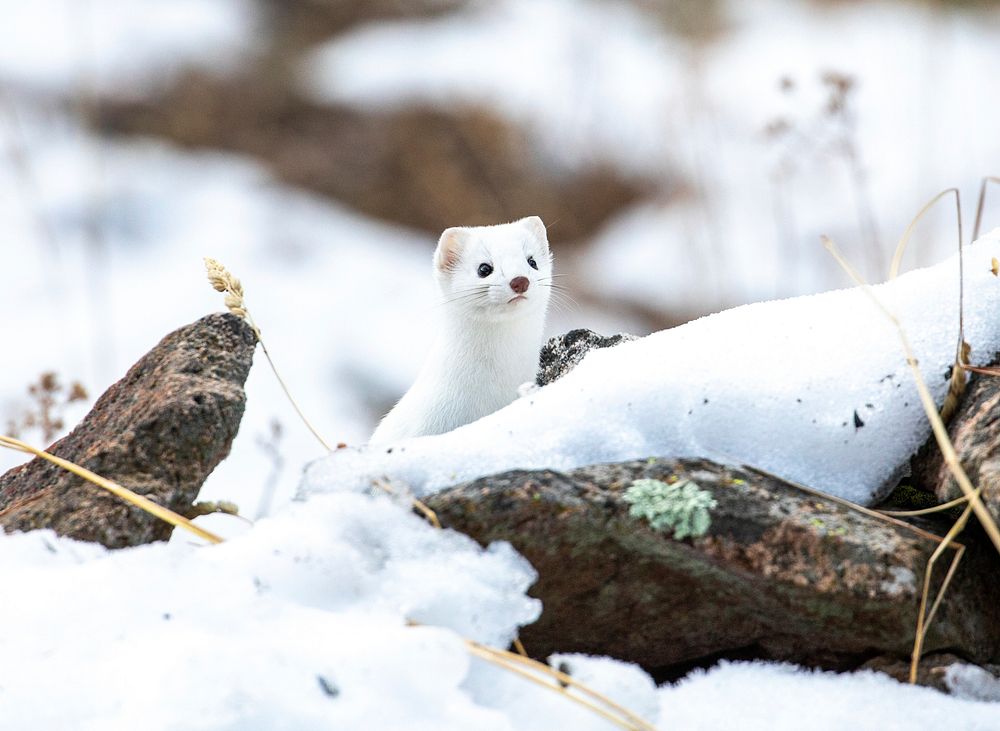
[424,457,1000,672]
[911,364,1000,525]
[0,314,256,548]
[536,329,637,386]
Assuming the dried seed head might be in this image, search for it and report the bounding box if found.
[204,257,231,293]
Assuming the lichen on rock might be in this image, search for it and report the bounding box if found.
[624,478,717,539]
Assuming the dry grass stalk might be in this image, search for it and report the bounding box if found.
[464,640,658,731]
[887,188,959,281]
[372,477,441,529]
[203,257,333,452]
[822,236,1000,683]
[971,176,1000,243]
[0,435,223,545]
[910,501,972,681]
[885,188,969,423]
[879,491,971,518]
[205,258,445,529]
[512,636,529,657]
[401,618,655,729]
[822,237,1000,551]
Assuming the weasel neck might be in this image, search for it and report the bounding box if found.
[436,306,546,387]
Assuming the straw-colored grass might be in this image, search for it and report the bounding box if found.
[205,257,449,531]
[823,233,1000,684]
[0,435,223,544]
[204,257,333,452]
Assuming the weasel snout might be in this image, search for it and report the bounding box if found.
[510,276,530,294]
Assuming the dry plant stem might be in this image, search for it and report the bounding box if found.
[878,492,971,518]
[465,641,657,731]
[887,188,960,280]
[823,237,1000,554]
[512,637,528,657]
[0,435,223,545]
[886,189,968,422]
[203,257,333,453]
[372,478,441,529]
[744,464,953,544]
[246,311,334,453]
[972,176,1000,243]
[823,236,1000,683]
[962,364,1000,377]
[910,501,972,684]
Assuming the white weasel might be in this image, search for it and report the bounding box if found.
[370,216,552,445]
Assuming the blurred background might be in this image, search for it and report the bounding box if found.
[2,0,999,515]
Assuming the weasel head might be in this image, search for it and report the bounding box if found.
[434,216,553,322]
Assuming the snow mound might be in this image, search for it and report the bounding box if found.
[659,662,1000,730]
[0,493,540,730]
[303,232,1000,506]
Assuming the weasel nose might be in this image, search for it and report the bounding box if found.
[510,276,530,294]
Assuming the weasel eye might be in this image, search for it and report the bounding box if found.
[477,263,493,278]
[527,256,538,270]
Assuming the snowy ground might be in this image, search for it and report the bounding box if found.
[3,1,1000,727]
[3,490,1000,730]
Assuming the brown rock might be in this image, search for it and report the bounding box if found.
[911,361,1000,524]
[424,458,1000,672]
[862,653,1000,697]
[261,0,469,49]
[0,313,256,548]
[95,72,652,242]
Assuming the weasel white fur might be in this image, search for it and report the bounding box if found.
[370,216,552,445]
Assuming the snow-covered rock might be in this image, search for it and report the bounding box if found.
[303,232,1000,506]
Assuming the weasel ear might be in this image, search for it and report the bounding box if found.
[520,216,548,248]
[435,227,469,272]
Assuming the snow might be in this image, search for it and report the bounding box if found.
[3,2,1000,727]
[3,490,998,730]
[0,492,538,730]
[303,231,1000,506]
[0,121,438,512]
[0,0,258,96]
[945,663,1000,703]
[660,661,1000,730]
[303,0,1000,302]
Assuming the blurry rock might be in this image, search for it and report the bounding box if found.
[262,0,469,48]
[536,329,637,386]
[911,360,1000,523]
[862,653,1000,698]
[424,457,1000,671]
[96,72,652,242]
[0,314,256,548]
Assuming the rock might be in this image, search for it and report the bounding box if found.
[95,73,653,243]
[862,653,1000,698]
[911,363,1000,525]
[423,457,1000,672]
[0,314,256,548]
[261,0,469,48]
[536,329,637,386]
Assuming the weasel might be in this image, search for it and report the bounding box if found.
[370,216,552,445]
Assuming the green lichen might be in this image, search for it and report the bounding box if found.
[624,478,718,539]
